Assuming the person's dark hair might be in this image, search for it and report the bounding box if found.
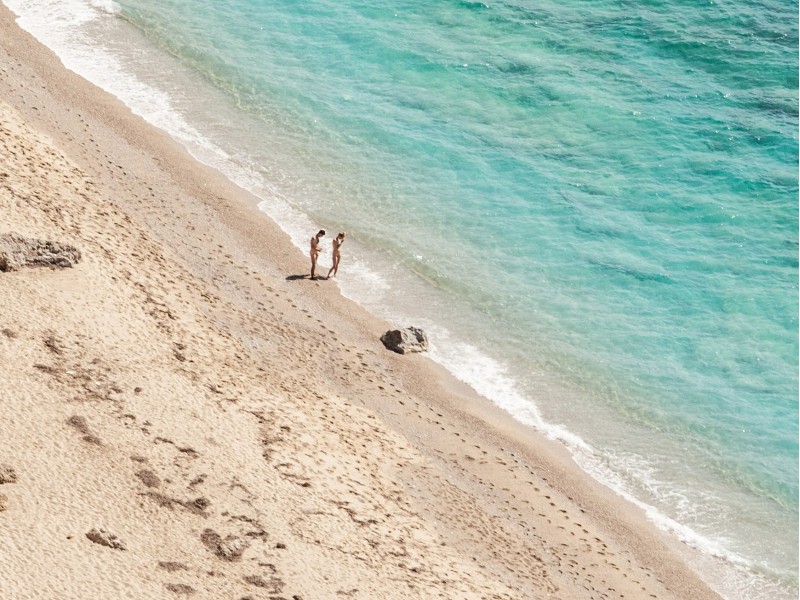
[318,229,326,236]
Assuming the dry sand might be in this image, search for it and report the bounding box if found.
[0,5,723,599]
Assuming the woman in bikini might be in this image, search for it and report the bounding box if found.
[327,232,345,279]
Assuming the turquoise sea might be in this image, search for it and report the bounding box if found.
[5,0,797,597]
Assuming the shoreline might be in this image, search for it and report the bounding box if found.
[0,4,727,599]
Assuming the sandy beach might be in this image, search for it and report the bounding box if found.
[0,5,724,599]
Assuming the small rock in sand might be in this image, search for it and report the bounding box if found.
[201,528,249,561]
[136,469,161,488]
[0,464,18,484]
[0,492,8,511]
[165,583,195,595]
[86,528,126,550]
[158,562,189,572]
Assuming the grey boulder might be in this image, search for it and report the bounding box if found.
[380,327,429,354]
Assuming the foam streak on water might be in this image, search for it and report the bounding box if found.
[4,1,797,598]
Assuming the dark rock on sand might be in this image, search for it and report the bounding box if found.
[165,583,195,594]
[201,528,250,561]
[0,232,81,271]
[158,561,189,572]
[191,497,210,511]
[66,415,103,445]
[243,574,285,594]
[66,415,91,434]
[0,464,18,484]
[86,528,127,550]
[380,327,429,354]
[136,469,161,488]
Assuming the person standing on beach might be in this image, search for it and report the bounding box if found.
[310,229,325,279]
[327,232,346,279]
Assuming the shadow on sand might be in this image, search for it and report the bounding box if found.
[287,274,329,281]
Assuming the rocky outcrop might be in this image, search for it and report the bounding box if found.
[380,327,429,354]
[0,232,81,272]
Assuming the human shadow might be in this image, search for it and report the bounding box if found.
[286,274,309,281]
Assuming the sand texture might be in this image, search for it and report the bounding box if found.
[0,5,722,599]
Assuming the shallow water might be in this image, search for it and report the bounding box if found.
[6,0,797,597]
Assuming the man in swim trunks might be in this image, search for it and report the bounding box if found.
[310,229,325,279]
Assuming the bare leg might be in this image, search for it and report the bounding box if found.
[328,255,339,278]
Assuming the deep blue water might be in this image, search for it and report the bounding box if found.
[6,0,797,597]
